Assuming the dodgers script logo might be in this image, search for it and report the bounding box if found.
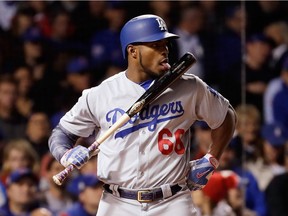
[106,101,184,138]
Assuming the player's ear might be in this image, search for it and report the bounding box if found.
[127,45,137,59]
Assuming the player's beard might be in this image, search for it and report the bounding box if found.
[139,51,166,79]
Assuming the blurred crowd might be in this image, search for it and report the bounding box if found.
[0,1,288,216]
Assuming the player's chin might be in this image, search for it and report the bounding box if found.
[154,69,166,77]
[148,66,167,78]
[158,65,169,75]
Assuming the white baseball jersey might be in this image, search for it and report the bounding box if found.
[60,71,229,189]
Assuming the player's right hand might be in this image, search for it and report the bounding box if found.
[187,153,219,191]
[60,145,90,169]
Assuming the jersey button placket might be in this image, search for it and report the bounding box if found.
[137,129,148,183]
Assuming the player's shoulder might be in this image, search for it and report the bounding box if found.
[180,73,202,83]
[87,71,126,93]
[101,71,126,85]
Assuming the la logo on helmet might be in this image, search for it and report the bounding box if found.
[156,18,167,31]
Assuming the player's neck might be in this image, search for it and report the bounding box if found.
[126,68,151,83]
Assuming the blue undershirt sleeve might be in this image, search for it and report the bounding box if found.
[48,124,79,162]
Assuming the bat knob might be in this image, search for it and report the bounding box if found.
[52,164,74,186]
[53,175,62,186]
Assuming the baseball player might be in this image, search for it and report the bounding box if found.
[48,14,236,216]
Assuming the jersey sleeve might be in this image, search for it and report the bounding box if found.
[193,76,230,129]
[60,89,99,137]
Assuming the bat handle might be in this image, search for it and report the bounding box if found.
[53,142,100,185]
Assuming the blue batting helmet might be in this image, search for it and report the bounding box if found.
[120,14,179,58]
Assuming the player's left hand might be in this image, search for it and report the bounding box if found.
[60,145,90,169]
[187,153,219,191]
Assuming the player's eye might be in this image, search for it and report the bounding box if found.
[151,41,167,48]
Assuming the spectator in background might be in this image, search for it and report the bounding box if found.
[246,122,287,191]
[264,57,288,125]
[8,7,33,36]
[38,153,73,215]
[147,1,176,29]
[272,59,288,129]
[20,25,61,116]
[226,181,258,216]
[191,171,240,216]
[214,4,244,89]
[246,0,287,34]
[18,26,46,79]
[0,75,27,142]
[173,4,207,79]
[219,144,267,216]
[221,33,274,113]
[26,112,51,158]
[90,1,127,82]
[17,26,52,116]
[198,1,223,36]
[72,1,108,43]
[45,9,74,46]
[0,139,39,185]
[63,175,103,216]
[44,8,86,77]
[0,169,39,216]
[264,21,288,77]
[266,140,288,216]
[65,56,92,98]
[229,104,263,167]
[25,0,50,38]
[13,65,34,118]
[50,56,92,128]
[0,7,34,72]
[219,104,268,216]
[244,34,274,116]
[0,1,18,31]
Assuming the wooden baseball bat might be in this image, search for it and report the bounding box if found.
[53,52,197,185]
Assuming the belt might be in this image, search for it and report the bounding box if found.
[103,184,182,203]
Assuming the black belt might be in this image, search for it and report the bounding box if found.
[103,184,182,203]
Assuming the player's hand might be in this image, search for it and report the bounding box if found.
[187,153,219,191]
[60,145,90,169]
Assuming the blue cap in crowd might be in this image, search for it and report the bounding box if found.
[261,123,288,147]
[246,33,275,47]
[6,168,38,186]
[66,57,90,74]
[225,5,240,18]
[107,0,126,9]
[22,27,43,43]
[66,174,101,196]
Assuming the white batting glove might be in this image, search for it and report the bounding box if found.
[187,153,219,191]
[60,145,90,169]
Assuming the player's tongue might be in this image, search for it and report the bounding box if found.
[161,62,171,71]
